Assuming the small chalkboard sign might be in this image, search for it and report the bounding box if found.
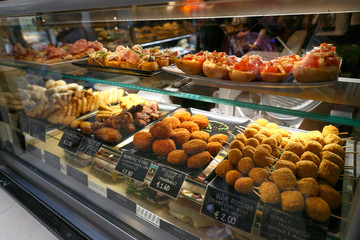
[201,185,258,233]
[44,150,60,170]
[78,137,102,157]
[58,130,83,153]
[149,165,186,199]
[17,113,29,133]
[107,188,136,213]
[66,165,88,185]
[29,119,46,142]
[115,152,152,182]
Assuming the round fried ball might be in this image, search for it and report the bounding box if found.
[307,130,325,146]
[162,116,181,129]
[215,160,233,178]
[182,139,207,155]
[242,145,255,158]
[323,143,345,158]
[170,128,190,146]
[284,141,305,157]
[305,197,330,222]
[173,110,191,122]
[262,137,278,151]
[296,178,319,197]
[152,139,176,157]
[296,160,318,180]
[228,148,243,165]
[318,184,342,209]
[235,133,247,144]
[167,150,188,165]
[271,133,283,146]
[274,160,296,175]
[237,157,255,175]
[230,140,245,150]
[278,128,291,137]
[259,128,273,137]
[179,121,200,133]
[253,147,274,168]
[271,168,297,191]
[280,151,300,163]
[149,122,172,139]
[190,130,210,141]
[300,151,321,166]
[245,138,260,148]
[249,167,269,186]
[187,151,211,169]
[253,134,268,144]
[208,134,229,145]
[318,159,340,186]
[322,124,339,137]
[234,177,254,195]
[320,151,344,171]
[207,142,222,156]
[304,140,323,156]
[259,182,280,204]
[256,144,272,154]
[225,170,242,186]
[281,191,304,212]
[244,128,258,139]
[324,134,343,146]
[247,123,263,131]
[133,132,153,151]
[190,114,209,129]
[265,122,279,130]
[256,118,268,127]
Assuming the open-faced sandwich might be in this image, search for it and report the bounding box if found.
[175,52,206,75]
[202,51,238,79]
[229,54,263,82]
[260,54,300,82]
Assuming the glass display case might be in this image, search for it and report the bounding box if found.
[0,1,359,239]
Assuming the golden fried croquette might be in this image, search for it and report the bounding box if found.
[296,178,319,197]
[228,148,243,165]
[278,128,291,137]
[182,139,207,155]
[234,133,247,144]
[162,116,181,129]
[304,140,323,156]
[179,121,200,133]
[292,131,308,139]
[262,137,278,151]
[274,160,296,175]
[190,114,209,129]
[244,128,258,138]
[280,151,300,163]
[245,137,260,148]
[318,184,342,209]
[207,142,222,156]
[296,160,318,180]
[256,118,268,127]
[190,130,210,141]
[284,141,305,157]
[152,139,176,157]
[265,122,279,130]
[305,197,330,222]
[133,132,153,151]
[173,110,191,122]
[271,168,297,191]
[259,128,272,137]
[170,128,190,146]
[253,147,274,168]
[271,133,283,146]
[318,159,340,185]
[323,143,345,158]
[234,177,254,195]
[215,160,233,178]
[230,140,245,150]
[167,150,188,165]
[253,134,268,144]
[249,167,269,185]
[256,144,272,154]
[242,145,255,158]
[225,170,242,186]
[272,148,281,158]
[247,123,263,131]
[320,151,344,171]
[300,151,321,166]
[187,151,211,169]
[237,157,255,175]
[80,121,93,135]
[322,124,339,137]
[149,122,172,139]
[94,127,122,144]
[63,115,76,127]
[307,130,324,146]
[281,191,304,212]
[259,182,281,204]
[208,134,229,145]
[324,133,343,146]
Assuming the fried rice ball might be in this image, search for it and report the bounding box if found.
[249,167,269,185]
[152,139,176,157]
[271,133,283,146]
[242,145,255,158]
[133,132,154,151]
[207,142,223,156]
[280,151,300,163]
[259,182,281,205]
[234,133,247,144]
[190,114,209,129]
[170,128,190,146]
[225,170,243,186]
[237,157,255,175]
[322,124,339,137]
[304,140,323,156]
[262,137,278,151]
[296,160,318,180]
[247,123,263,131]
[253,134,268,144]
[318,184,342,209]
[272,148,281,158]
[300,151,321,166]
[215,160,233,178]
[208,134,229,145]
[228,148,243,165]
[291,131,308,140]
[230,140,245,150]
[173,110,191,122]
[323,143,345,158]
[182,139,207,155]
[179,121,200,133]
[324,133,343,146]
[281,191,304,212]
[162,116,181,129]
[245,138,260,148]
[320,151,344,171]
[244,128,258,139]
[284,141,305,157]
[296,178,319,197]
[190,130,210,141]
[253,147,274,168]
[305,197,330,222]
[149,122,172,139]
[307,130,325,146]
[167,150,188,165]
[271,168,297,191]
[256,144,272,154]
[318,159,340,186]
[256,118,268,127]
[278,128,291,137]
[259,128,273,137]
[265,122,279,130]
[234,177,254,195]
[187,151,211,169]
[274,160,296,175]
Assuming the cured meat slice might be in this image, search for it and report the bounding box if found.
[67,39,88,55]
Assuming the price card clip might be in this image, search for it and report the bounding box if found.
[58,129,83,153]
[115,152,152,182]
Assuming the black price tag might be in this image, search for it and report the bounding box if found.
[44,150,60,170]
[149,165,186,199]
[201,185,257,233]
[107,188,136,213]
[115,152,151,182]
[29,119,46,142]
[160,220,200,240]
[28,144,42,160]
[0,108,9,124]
[12,129,26,153]
[78,137,102,157]
[18,113,29,133]
[58,130,83,153]
[66,165,88,185]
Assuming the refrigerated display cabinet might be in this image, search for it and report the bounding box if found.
[0,0,360,239]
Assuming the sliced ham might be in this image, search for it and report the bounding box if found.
[87,40,103,51]
[67,39,88,55]
[123,49,140,64]
[47,47,69,59]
